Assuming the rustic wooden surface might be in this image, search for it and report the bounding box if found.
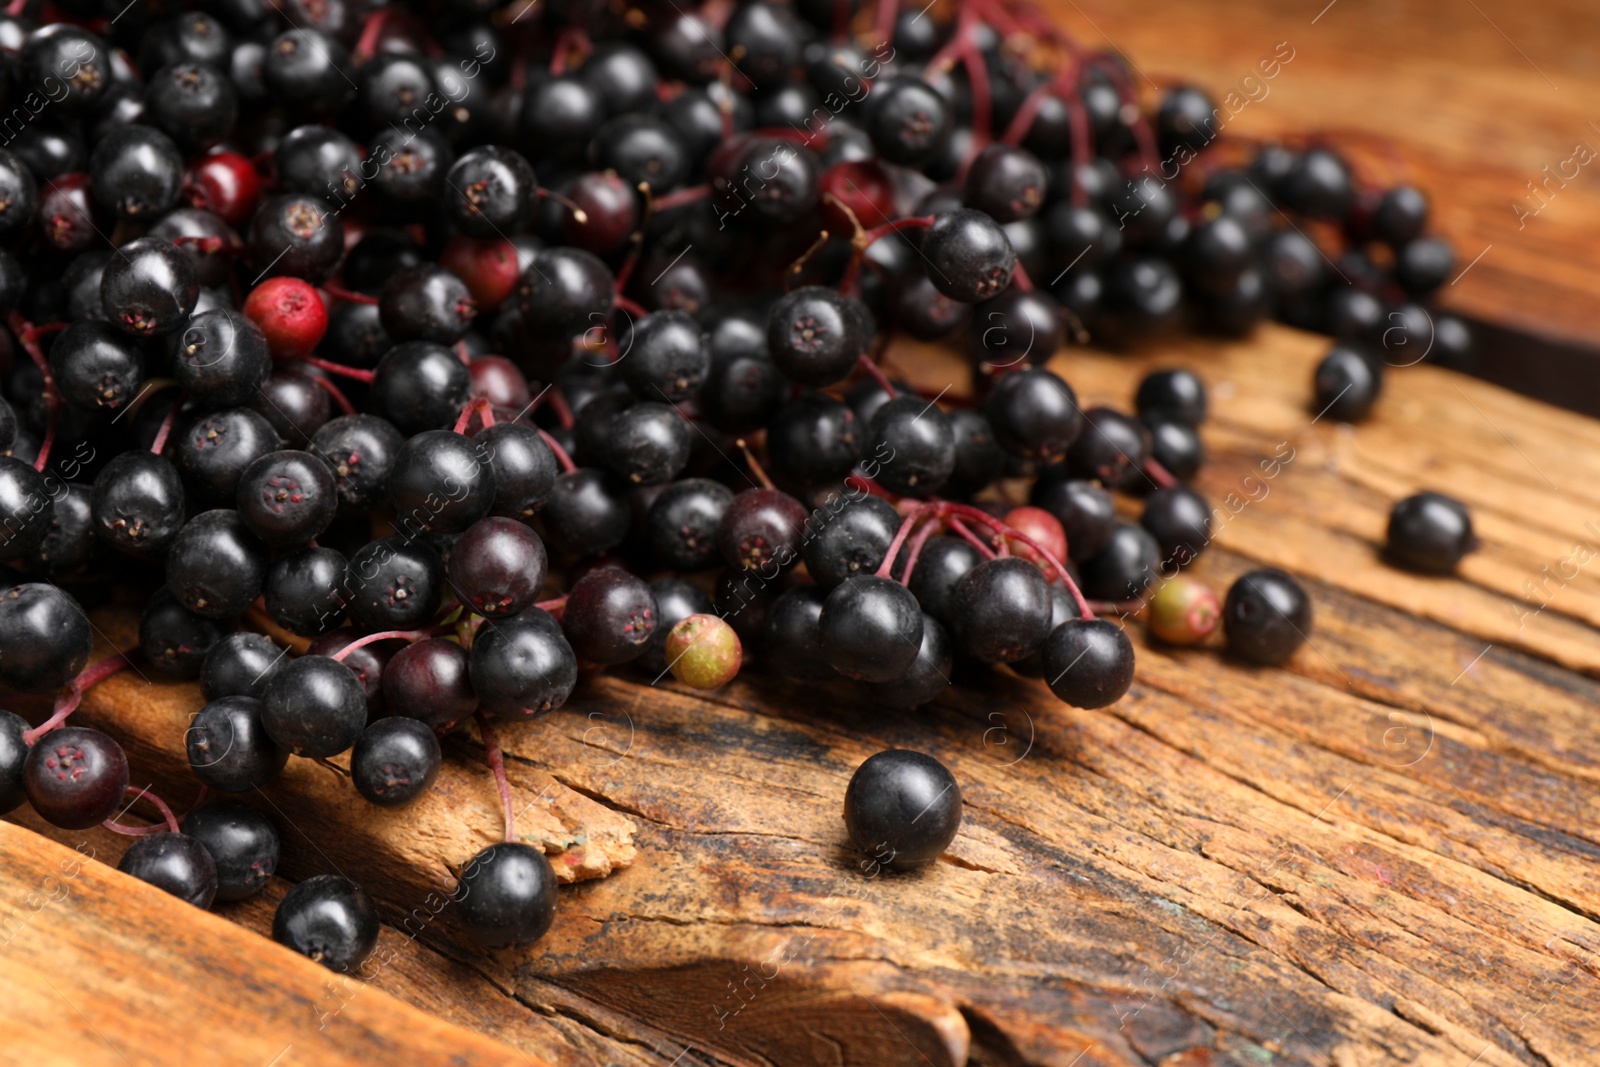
[1044,0,1600,352]
[0,818,543,1065]
[10,2,1600,1062]
[9,322,1600,1066]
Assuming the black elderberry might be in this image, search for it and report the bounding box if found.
[604,402,692,487]
[802,494,899,590]
[1140,486,1213,568]
[346,536,443,631]
[951,557,1053,664]
[379,266,477,345]
[478,423,557,522]
[273,874,379,973]
[446,146,539,239]
[540,469,632,559]
[351,717,441,807]
[455,842,558,949]
[101,237,199,337]
[1223,568,1312,665]
[141,587,226,679]
[0,456,51,561]
[1041,619,1135,709]
[921,209,1017,303]
[48,321,144,411]
[371,342,473,436]
[1144,418,1204,482]
[646,479,732,572]
[470,607,578,717]
[1313,345,1382,422]
[984,367,1082,463]
[89,125,183,220]
[1078,522,1160,602]
[622,310,711,401]
[818,575,923,683]
[842,749,961,869]
[1386,492,1475,573]
[388,431,496,537]
[0,583,92,693]
[173,309,272,408]
[865,614,952,709]
[383,639,477,728]
[181,800,279,901]
[92,451,187,560]
[310,414,406,513]
[867,395,955,497]
[186,695,288,792]
[165,509,270,619]
[24,726,128,830]
[261,654,368,758]
[200,631,287,701]
[767,287,871,388]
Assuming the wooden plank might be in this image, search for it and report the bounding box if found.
[0,819,537,1066]
[8,323,1600,1065]
[1039,0,1600,351]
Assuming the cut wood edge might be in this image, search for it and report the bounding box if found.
[0,820,541,1067]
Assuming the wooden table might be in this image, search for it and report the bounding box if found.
[8,3,1600,1065]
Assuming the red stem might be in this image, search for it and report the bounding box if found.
[896,511,941,586]
[329,628,430,662]
[474,711,517,843]
[652,184,712,213]
[23,654,135,745]
[8,311,59,473]
[1012,261,1035,293]
[534,595,567,619]
[855,354,898,398]
[453,397,488,435]
[1143,456,1179,489]
[312,374,357,416]
[947,517,998,559]
[149,398,182,455]
[844,473,896,500]
[547,387,576,429]
[614,294,648,320]
[300,355,376,383]
[874,0,900,46]
[320,282,379,306]
[943,502,1093,620]
[537,429,578,473]
[103,786,181,836]
[874,505,926,579]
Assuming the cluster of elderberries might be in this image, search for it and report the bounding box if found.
[0,0,1478,970]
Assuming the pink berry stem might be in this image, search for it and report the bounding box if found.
[895,509,943,586]
[23,653,136,745]
[312,374,357,416]
[320,281,379,306]
[942,501,1094,621]
[854,354,898,399]
[8,310,59,473]
[946,516,997,559]
[299,354,376,383]
[103,786,181,836]
[1143,456,1179,489]
[536,428,578,473]
[874,504,927,579]
[148,397,182,455]
[651,184,712,213]
[329,629,431,662]
[475,711,516,843]
[534,595,568,620]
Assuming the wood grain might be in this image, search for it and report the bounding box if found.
[1039,0,1600,351]
[8,323,1600,1065]
[0,819,537,1066]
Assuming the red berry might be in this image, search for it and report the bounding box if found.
[1003,505,1067,568]
[183,151,261,227]
[440,236,521,311]
[243,277,329,361]
[820,160,896,235]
